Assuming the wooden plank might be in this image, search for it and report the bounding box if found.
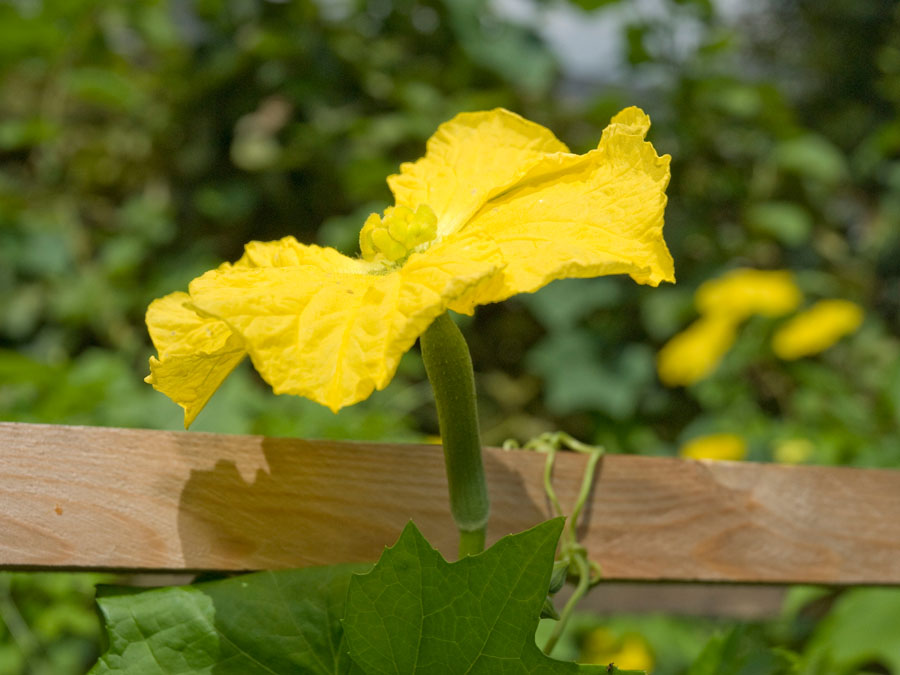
[1,421,899,584]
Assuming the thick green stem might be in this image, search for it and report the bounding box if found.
[420,312,489,557]
[458,528,486,558]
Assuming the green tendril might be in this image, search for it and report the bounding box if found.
[503,431,605,655]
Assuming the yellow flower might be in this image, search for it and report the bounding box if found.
[694,268,802,321]
[679,433,747,461]
[656,315,737,386]
[773,438,815,464]
[772,299,863,360]
[146,107,673,425]
[580,627,654,671]
[657,268,803,386]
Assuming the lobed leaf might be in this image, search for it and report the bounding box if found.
[343,518,616,674]
[90,563,369,674]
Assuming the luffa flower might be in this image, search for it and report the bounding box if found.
[146,107,673,426]
[772,299,863,360]
[657,268,803,386]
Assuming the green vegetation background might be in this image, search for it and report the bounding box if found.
[1,0,899,673]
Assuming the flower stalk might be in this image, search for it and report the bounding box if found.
[420,311,489,558]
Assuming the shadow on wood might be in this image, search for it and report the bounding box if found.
[2,422,900,586]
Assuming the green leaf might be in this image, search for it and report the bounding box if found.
[773,135,848,185]
[687,626,797,675]
[523,278,623,331]
[343,519,611,674]
[744,201,813,247]
[527,333,653,418]
[63,67,145,110]
[800,588,900,674]
[564,0,625,10]
[89,563,369,674]
[443,0,556,96]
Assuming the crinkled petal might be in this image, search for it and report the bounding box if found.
[186,237,502,412]
[145,292,246,427]
[388,108,569,238]
[236,237,371,273]
[440,107,672,313]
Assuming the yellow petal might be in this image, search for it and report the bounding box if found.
[657,315,737,386]
[439,107,672,313]
[387,108,569,238]
[695,268,802,320]
[145,292,246,427]
[772,299,863,360]
[186,237,502,412]
[237,236,367,272]
[679,433,747,461]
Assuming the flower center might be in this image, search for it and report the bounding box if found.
[359,204,438,263]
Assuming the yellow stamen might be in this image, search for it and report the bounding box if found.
[360,204,438,263]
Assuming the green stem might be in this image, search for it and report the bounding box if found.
[458,529,486,558]
[420,312,489,557]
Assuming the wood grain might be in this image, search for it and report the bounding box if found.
[2,421,899,584]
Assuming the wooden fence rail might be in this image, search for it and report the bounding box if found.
[2,422,899,585]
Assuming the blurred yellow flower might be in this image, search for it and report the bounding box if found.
[772,299,863,360]
[695,268,802,320]
[146,107,673,425]
[679,433,747,461]
[657,315,736,386]
[657,267,804,386]
[774,438,815,464]
[580,627,654,671]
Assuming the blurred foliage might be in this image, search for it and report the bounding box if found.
[538,586,900,674]
[2,0,900,673]
[0,573,109,675]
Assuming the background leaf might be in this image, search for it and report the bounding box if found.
[90,563,369,675]
[686,626,797,675]
[799,589,900,674]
